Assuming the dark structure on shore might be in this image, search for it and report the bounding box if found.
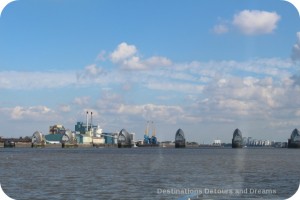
[175,129,186,148]
[3,140,15,148]
[232,129,243,148]
[288,128,300,148]
[117,129,132,148]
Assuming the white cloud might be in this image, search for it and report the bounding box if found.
[213,24,229,34]
[217,98,255,116]
[145,56,172,67]
[109,42,172,70]
[291,74,300,86]
[77,64,106,83]
[117,103,185,124]
[200,74,298,122]
[85,64,104,76]
[10,106,54,120]
[232,10,281,35]
[73,96,90,106]
[187,58,293,80]
[110,42,137,63]
[295,109,300,117]
[147,81,204,93]
[121,55,171,70]
[94,91,195,124]
[122,56,147,70]
[212,10,280,36]
[59,104,71,113]
[291,32,300,61]
[0,71,76,89]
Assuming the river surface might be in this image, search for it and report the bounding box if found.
[0,147,299,199]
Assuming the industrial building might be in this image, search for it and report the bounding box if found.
[101,132,118,144]
[45,133,64,144]
[75,122,99,135]
[31,123,78,147]
[45,130,77,146]
[75,111,101,145]
[49,125,66,134]
[43,124,77,145]
[27,107,141,147]
[212,140,222,146]
[75,111,119,146]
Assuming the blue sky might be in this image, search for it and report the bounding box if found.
[1,0,300,143]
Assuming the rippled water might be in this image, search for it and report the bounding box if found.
[0,147,299,199]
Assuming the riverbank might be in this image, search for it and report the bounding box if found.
[0,142,117,148]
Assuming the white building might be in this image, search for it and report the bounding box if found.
[213,139,221,146]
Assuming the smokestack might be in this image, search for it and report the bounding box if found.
[91,112,93,131]
[86,111,89,132]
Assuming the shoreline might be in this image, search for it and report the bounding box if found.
[0,142,287,149]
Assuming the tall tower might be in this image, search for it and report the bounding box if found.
[86,111,89,132]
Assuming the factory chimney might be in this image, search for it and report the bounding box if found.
[86,111,89,132]
[91,112,93,132]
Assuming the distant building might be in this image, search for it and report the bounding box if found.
[213,140,221,146]
[247,137,253,146]
[102,132,118,144]
[264,140,271,146]
[130,132,136,143]
[45,124,74,144]
[75,120,103,144]
[49,124,66,134]
[76,134,93,144]
[45,130,77,144]
[45,133,64,144]
[75,122,98,135]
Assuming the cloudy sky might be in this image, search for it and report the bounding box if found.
[0,0,300,143]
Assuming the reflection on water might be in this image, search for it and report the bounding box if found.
[0,148,299,199]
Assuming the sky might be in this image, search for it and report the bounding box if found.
[0,0,300,143]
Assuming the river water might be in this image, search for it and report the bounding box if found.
[0,147,299,199]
